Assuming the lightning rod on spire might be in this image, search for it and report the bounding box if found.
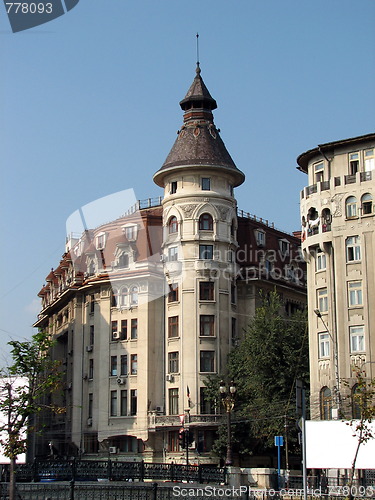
[196,33,200,68]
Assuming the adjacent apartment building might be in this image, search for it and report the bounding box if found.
[298,133,375,420]
[33,65,306,463]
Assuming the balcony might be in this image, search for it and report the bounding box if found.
[148,413,223,430]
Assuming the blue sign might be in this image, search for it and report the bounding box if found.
[274,436,284,447]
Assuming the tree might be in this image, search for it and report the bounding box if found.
[206,291,309,464]
[0,330,63,500]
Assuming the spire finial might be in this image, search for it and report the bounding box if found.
[196,33,201,74]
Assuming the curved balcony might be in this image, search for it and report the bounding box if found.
[148,413,223,430]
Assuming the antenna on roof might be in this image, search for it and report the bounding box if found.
[196,33,200,72]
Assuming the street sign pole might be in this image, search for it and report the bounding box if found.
[274,436,284,490]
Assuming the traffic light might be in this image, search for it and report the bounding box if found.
[179,428,186,449]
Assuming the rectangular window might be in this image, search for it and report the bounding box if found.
[316,252,326,271]
[168,316,179,338]
[130,354,138,375]
[168,351,179,373]
[169,388,179,415]
[256,230,266,246]
[364,149,374,172]
[200,315,215,336]
[170,181,177,194]
[200,387,213,415]
[130,389,137,415]
[348,281,363,307]
[231,283,237,304]
[120,390,128,416]
[350,326,365,353]
[124,225,137,241]
[314,161,324,183]
[110,390,117,417]
[111,321,118,340]
[231,317,237,343]
[317,288,328,313]
[89,359,94,379]
[89,325,95,346]
[120,320,127,340]
[199,281,214,301]
[120,354,128,376]
[110,356,118,376]
[90,294,95,313]
[349,152,359,175]
[131,319,138,339]
[168,283,179,302]
[168,246,178,262]
[318,332,330,358]
[200,351,215,372]
[88,393,93,418]
[201,177,211,190]
[346,236,361,262]
[168,431,180,452]
[199,244,213,260]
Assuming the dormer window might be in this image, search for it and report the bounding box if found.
[123,225,138,241]
[255,230,266,247]
[118,253,129,268]
[201,178,211,191]
[279,239,290,256]
[96,232,106,250]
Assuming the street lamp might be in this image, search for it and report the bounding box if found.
[219,380,236,466]
[314,308,341,414]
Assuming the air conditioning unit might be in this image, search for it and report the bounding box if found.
[87,418,92,426]
[155,406,164,414]
[109,447,117,454]
[86,345,93,352]
[166,374,174,382]
[112,331,120,340]
[117,377,126,385]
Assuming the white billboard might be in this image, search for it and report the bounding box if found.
[306,420,375,469]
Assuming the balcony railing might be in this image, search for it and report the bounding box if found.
[148,413,223,429]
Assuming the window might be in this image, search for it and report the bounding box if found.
[131,319,138,339]
[169,388,179,415]
[349,152,359,175]
[88,393,93,418]
[168,431,180,452]
[120,390,128,416]
[314,161,324,183]
[200,387,213,414]
[231,317,237,343]
[110,356,118,376]
[168,352,179,373]
[255,230,266,246]
[89,325,94,346]
[230,220,235,238]
[90,294,95,313]
[168,283,179,302]
[130,286,138,305]
[316,252,326,271]
[361,193,373,215]
[199,244,213,260]
[364,149,374,172]
[118,253,129,268]
[200,315,215,336]
[348,281,363,307]
[350,326,365,353]
[110,390,117,417]
[168,216,178,234]
[199,281,214,301]
[111,321,118,340]
[346,236,361,262]
[317,288,328,313]
[124,225,137,241]
[201,177,210,190]
[279,240,290,256]
[89,359,94,379]
[199,213,213,231]
[168,316,179,338]
[231,283,237,304]
[130,354,138,375]
[200,351,215,372]
[112,289,119,307]
[120,288,128,307]
[318,333,330,358]
[320,387,332,420]
[120,355,128,376]
[120,320,127,340]
[168,246,178,261]
[96,232,106,250]
[130,389,137,415]
[346,196,358,218]
[170,181,177,194]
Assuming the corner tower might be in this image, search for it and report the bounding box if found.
[153,66,245,448]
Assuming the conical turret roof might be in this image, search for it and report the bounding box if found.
[153,65,245,187]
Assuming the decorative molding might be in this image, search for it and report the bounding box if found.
[331,193,344,217]
[181,204,197,218]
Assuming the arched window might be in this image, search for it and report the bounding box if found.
[111,289,119,307]
[168,216,178,234]
[352,384,362,419]
[320,386,332,420]
[120,287,128,307]
[130,286,138,305]
[346,196,358,218]
[199,213,213,231]
[118,253,129,268]
[361,193,373,215]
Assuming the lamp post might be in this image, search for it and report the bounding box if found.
[314,308,341,413]
[219,380,236,466]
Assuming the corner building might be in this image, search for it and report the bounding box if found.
[34,66,306,464]
[298,133,375,420]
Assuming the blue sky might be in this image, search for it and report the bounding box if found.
[0,0,374,361]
